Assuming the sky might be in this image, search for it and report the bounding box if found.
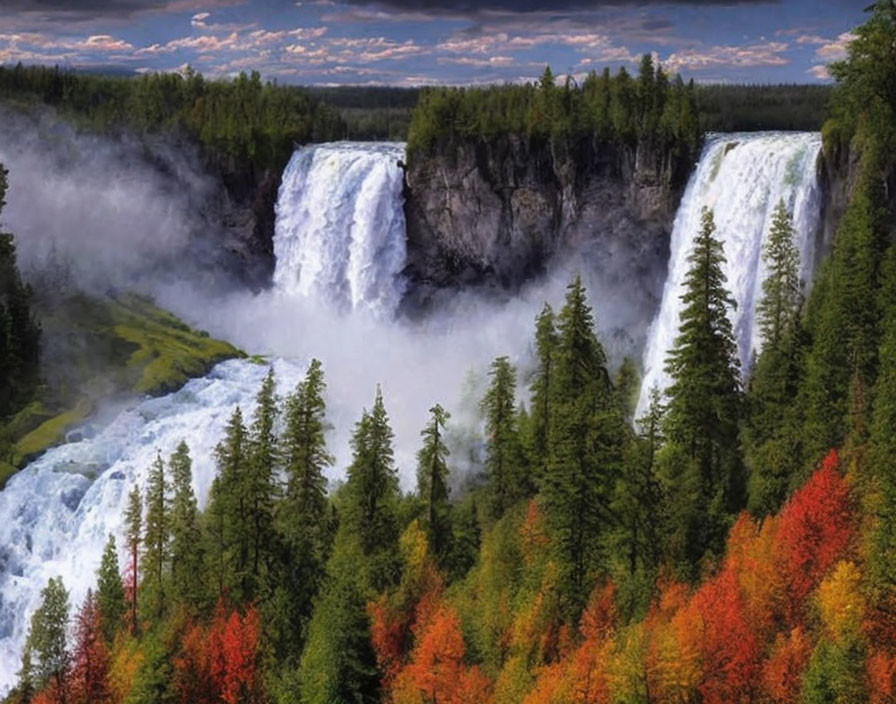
[0,0,866,86]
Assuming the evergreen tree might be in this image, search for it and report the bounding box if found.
[662,207,743,570]
[757,200,801,349]
[207,406,248,602]
[168,441,203,608]
[527,304,558,480]
[24,577,70,700]
[142,453,169,621]
[273,359,334,665]
[124,486,142,633]
[238,368,280,602]
[481,356,525,517]
[544,275,623,616]
[416,404,451,565]
[95,534,126,645]
[0,162,40,418]
[343,387,401,591]
[745,201,806,515]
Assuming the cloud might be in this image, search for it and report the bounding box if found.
[342,0,775,11]
[664,40,789,71]
[191,12,211,27]
[808,64,830,80]
[815,32,854,61]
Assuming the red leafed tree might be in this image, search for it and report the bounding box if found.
[174,621,214,704]
[70,590,111,704]
[868,650,896,704]
[775,449,854,621]
[691,567,760,704]
[206,604,260,704]
[761,627,811,704]
[369,596,407,688]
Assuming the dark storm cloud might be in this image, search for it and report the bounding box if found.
[342,0,776,11]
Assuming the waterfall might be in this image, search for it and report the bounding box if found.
[0,360,306,687]
[272,142,408,317]
[635,132,823,420]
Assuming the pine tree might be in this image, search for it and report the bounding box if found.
[416,404,451,565]
[745,201,806,515]
[344,387,401,591]
[24,577,70,700]
[272,359,334,665]
[527,304,558,481]
[96,534,126,645]
[142,453,169,621]
[168,441,203,608]
[481,356,525,517]
[70,590,110,704]
[207,406,248,602]
[757,199,801,350]
[662,207,743,569]
[245,368,279,598]
[124,486,142,633]
[544,275,623,616]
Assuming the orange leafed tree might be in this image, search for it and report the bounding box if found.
[774,449,853,621]
[207,605,260,704]
[761,627,811,704]
[390,600,491,704]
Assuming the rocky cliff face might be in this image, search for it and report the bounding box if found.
[402,135,690,308]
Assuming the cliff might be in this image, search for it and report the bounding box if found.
[402,135,692,305]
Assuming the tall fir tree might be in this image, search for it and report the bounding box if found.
[24,577,70,701]
[527,304,558,481]
[481,356,526,518]
[662,207,743,571]
[168,441,203,608]
[245,368,280,600]
[124,486,142,634]
[416,404,452,565]
[272,359,334,668]
[207,405,249,602]
[544,275,624,616]
[95,534,126,645]
[343,387,401,591]
[745,200,806,515]
[141,453,169,621]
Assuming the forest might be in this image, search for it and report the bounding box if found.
[2,2,896,703]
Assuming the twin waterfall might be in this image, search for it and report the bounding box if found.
[0,136,822,693]
[635,132,823,418]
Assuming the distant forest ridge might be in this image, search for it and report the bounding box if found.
[0,63,831,149]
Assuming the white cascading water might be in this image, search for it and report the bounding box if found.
[635,132,823,419]
[272,142,408,317]
[0,141,410,692]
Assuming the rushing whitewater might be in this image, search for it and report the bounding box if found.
[635,132,823,419]
[273,142,408,317]
[0,360,305,687]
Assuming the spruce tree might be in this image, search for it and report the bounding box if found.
[168,441,203,608]
[343,387,400,591]
[544,275,623,616]
[24,577,69,699]
[124,486,142,633]
[96,534,126,645]
[481,356,525,517]
[207,406,248,602]
[274,359,334,663]
[662,207,743,569]
[745,201,806,515]
[245,368,279,599]
[527,304,558,481]
[416,404,451,565]
[141,453,169,621]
